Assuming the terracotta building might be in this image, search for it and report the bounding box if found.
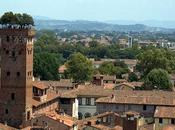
[0,28,35,128]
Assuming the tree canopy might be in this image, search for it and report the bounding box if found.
[143,69,173,90]
[98,61,129,78]
[128,72,138,82]
[33,53,63,80]
[137,48,175,76]
[66,53,94,83]
[0,12,34,28]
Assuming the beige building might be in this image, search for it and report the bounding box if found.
[96,90,175,126]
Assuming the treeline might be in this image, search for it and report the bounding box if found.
[34,30,141,59]
[33,30,141,80]
[33,30,175,91]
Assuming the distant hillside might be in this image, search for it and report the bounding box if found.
[107,20,175,29]
[35,19,175,33]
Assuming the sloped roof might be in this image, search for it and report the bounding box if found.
[96,90,175,106]
[154,106,175,118]
[0,123,17,130]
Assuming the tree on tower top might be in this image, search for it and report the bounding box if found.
[0,12,34,28]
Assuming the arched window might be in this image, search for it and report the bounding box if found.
[78,112,83,120]
[84,113,91,118]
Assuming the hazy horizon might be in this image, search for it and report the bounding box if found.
[0,0,175,22]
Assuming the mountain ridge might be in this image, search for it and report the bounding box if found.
[34,19,175,33]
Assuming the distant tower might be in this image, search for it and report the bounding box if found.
[0,28,35,127]
[128,35,133,47]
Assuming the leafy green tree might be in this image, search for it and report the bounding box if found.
[98,62,117,75]
[15,13,23,25]
[128,72,138,82]
[143,69,173,90]
[22,13,34,26]
[0,12,15,25]
[137,48,175,76]
[98,62,128,78]
[66,53,93,83]
[34,53,63,80]
[0,12,34,27]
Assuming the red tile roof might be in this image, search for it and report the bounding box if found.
[116,82,135,89]
[33,81,48,90]
[32,90,59,107]
[78,112,121,130]
[154,106,175,118]
[96,90,175,106]
[45,111,77,127]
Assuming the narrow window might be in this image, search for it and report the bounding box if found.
[116,105,119,109]
[78,98,82,105]
[86,98,91,105]
[143,105,147,111]
[172,119,175,124]
[5,109,9,114]
[27,111,30,120]
[11,93,15,100]
[7,71,10,76]
[128,105,131,110]
[6,50,9,55]
[18,50,22,55]
[6,36,10,42]
[159,118,163,124]
[17,72,20,77]
[12,51,15,57]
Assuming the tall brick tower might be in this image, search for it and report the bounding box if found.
[0,28,35,128]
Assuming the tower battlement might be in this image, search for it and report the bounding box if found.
[0,28,35,37]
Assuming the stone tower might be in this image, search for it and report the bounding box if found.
[0,28,35,128]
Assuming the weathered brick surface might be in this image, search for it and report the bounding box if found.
[0,29,35,128]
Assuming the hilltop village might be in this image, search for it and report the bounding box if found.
[0,12,175,130]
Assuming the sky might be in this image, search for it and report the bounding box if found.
[0,0,175,21]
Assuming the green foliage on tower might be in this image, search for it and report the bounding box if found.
[0,12,34,27]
